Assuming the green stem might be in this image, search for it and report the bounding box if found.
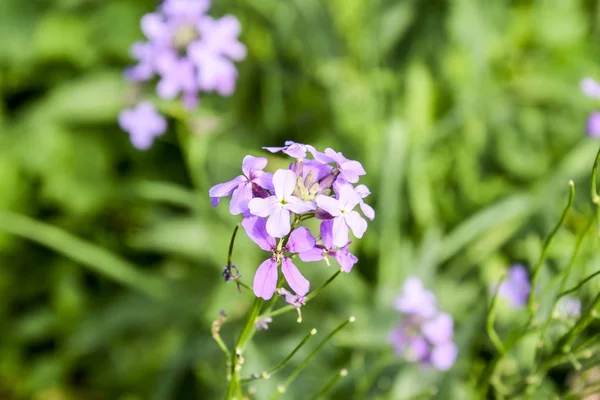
[227,224,239,269]
[270,316,355,400]
[558,269,600,298]
[487,276,506,355]
[527,180,575,319]
[311,368,348,399]
[241,328,318,383]
[226,297,264,399]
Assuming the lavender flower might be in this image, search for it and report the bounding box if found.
[118,102,167,150]
[586,112,600,138]
[299,220,358,272]
[121,0,246,148]
[248,169,316,238]
[315,183,367,247]
[210,142,374,303]
[389,277,458,371]
[498,264,531,310]
[242,216,315,299]
[255,317,273,331]
[209,155,274,214]
[581,77,600,99]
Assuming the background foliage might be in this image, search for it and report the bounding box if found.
[1,0,600,399]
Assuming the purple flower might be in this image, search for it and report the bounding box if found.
[118,102,167,150]
[581,77,600,99]
[242,216,315,299]
[394,277,438,319]
[586,112,600,138]
[299,220,358,272]
[255,317,273,330]
[498,264,531,310]
[315,183,368,248]
[248,169,316,238]
[318,148,366,184]
[263,141,317,159]
[209,155,273,214]
[354,184,375,220]
[389,278,458,371]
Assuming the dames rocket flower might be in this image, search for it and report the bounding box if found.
[118,102,167,150]
[498,264,531,310]
[209,142,374,302]
[389,277,458,371]
[580,77,600,138]
[120,0,246,149]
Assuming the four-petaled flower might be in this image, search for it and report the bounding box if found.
[497,264,531,310]
[299,220,358,272]
[315,183,367,247]
[249,169,316,238]
[118,102,167,150]
[209,155,274,214]
[242,216,316,300]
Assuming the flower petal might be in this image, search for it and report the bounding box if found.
[230,182,253,215]
[421,313,454,345]
[335,246,358,272]
[284,196,316,214]
[345,211,367,239]
[430,343,458,371]
[299,247,324,262]
[241,155,268,177]
[281,258,310,296]
[331,217,350,248]
[241,216,275,251]
[315,195,342,217]
[252,171,274,192]
[266,206,291,238]
[359,201,375,220]
[253,258,279,300]
[286,227,316,253]
[339,160,366,183]
[273,169,298,199]
[208,175,245,198]
[248,196,278,217]
[320,220,334,250]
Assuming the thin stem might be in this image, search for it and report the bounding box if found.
[311,368,348,399]
[487,275,506,355]
[270,316,356,400]
[591,146,600,203]
[226,297,264,399]
[227,224,240,268]
[527,180,575,319]
[555,291,600,353]
[559,269,600,298]
[354,352,395,399]
[241,328,318,383]
[259,270,341,320]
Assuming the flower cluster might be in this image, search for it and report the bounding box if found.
[388,277,458,371]
[209,142,374,300]
[497,264,531,310]
[119,0,246,149]
[580,77,600,138]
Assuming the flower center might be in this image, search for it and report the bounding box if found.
[173,24,199,50]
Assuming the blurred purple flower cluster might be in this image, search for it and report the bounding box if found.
[209,142,374,301]
[389,277,458,371]
[119,0,246,149]
[581,77,600,138]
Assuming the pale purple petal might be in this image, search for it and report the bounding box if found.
[339,160,366,183]
[299,247,325,262]
[273,169,297,199]
[209,175,245,199]
[331,217,350,248]
[286,227,316,253]
[284,196,316,214]
[253,258,279,300]
[408,336,430,361]
[395,277,438,318]
[421,313,454,345]
[141,13,169,42]
[251,171,274,191]
[230,182,253,215]
[498,264,531,310]
[359,201,375,220]
[320,220,334,250]
[315,195,343,217]
[248,196,278,217]
[241,216,275,252]
[266,206,291,238]
[281,258,310,296]
[263,146,285,153]
[241,155,268,178]
[355,184,371,198]
[335,246,358,272]
[430,343,458,371]
[345,211,367,239]
[581,77,600,99]
[337,183,361,209]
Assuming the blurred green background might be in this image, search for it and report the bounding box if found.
[2,0,600,399]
